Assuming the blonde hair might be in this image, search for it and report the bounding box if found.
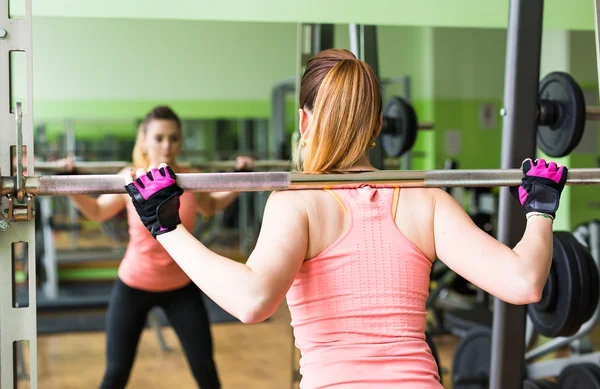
[131,105,181,169]
[132,122,150,170]
[296,49,382,173]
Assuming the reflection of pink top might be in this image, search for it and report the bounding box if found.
[119,191,197,292]
[286,186,441,388]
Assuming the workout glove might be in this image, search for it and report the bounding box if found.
[124,165,184,238]
[510,158,568,218]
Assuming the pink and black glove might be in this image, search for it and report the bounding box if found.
[510,158,568,218]
[124,165,183,238]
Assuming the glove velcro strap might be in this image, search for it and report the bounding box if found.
[523,182,560,215]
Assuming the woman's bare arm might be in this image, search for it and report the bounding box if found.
[432,188,552,305]
[67,167,130,221]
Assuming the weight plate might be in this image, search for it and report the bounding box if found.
[381,96,418,158]
[528,232,581,337]
[535,379,559,389]
[570,233,599,326]
[535,265,557,312]
[558,363,600,389]
[523,380,542,389]
[537,71,586,158]
[523,379,544,389]
[561,231,592,335]
[587,363,600,387]
[523,379,559,389]
[452,327,491,389]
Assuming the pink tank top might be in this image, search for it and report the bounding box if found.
[286,186,441,389]
[118,191,198,292]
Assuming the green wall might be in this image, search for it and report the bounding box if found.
[32,17,297,118]
[432,27,507,176]
[28,0,596,31]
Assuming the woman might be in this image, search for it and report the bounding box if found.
[67,106,251,389]
[124,50,567,388]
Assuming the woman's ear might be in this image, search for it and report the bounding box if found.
[299,108,312,138]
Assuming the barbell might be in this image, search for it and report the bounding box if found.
[32,158,415,174]
[2,168,599,197]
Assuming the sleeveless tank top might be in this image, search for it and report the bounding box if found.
[118,191,198,292]
[286,186,442,388]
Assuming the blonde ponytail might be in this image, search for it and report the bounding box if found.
[296,58,382,173]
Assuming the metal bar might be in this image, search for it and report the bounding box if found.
[270,77,296,160]
[586,105,600,120]
[490,1,544,388]
[349,24,360,56]
[418,122,435,130]
[39,197,58,300]
[3,168,599,197]
[527,352,600,380]
[350,25,385,170]
[238,119,251,255]
[33,158,413,174]
[34,159,295,173]
[311,24,334,54]
[595,0,600,93]
[65,119,79,249]
[15,102,24,200]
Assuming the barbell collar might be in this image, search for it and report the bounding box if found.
[2,168,598,197]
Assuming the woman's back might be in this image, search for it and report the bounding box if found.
[286,186,442,388]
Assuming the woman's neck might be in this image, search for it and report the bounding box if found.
[342,155,377,172]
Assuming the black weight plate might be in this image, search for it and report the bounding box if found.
[535,379,559,389]
[560,231,592,335]
[536,265,557,313]
[555,231,587,336]
[586,363,600,387]
[537,71,586,158]
[558,363,600,389]
[527,379,558,389]
[570,233,599,326]
[528,232,581,337]
[452,327,491,389]
[523,379,544,389]
[381,96,418,158]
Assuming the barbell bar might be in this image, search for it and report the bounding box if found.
[2,168,599,197]
[32,158,417,174]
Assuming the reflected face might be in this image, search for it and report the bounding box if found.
[142,119,182,166]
